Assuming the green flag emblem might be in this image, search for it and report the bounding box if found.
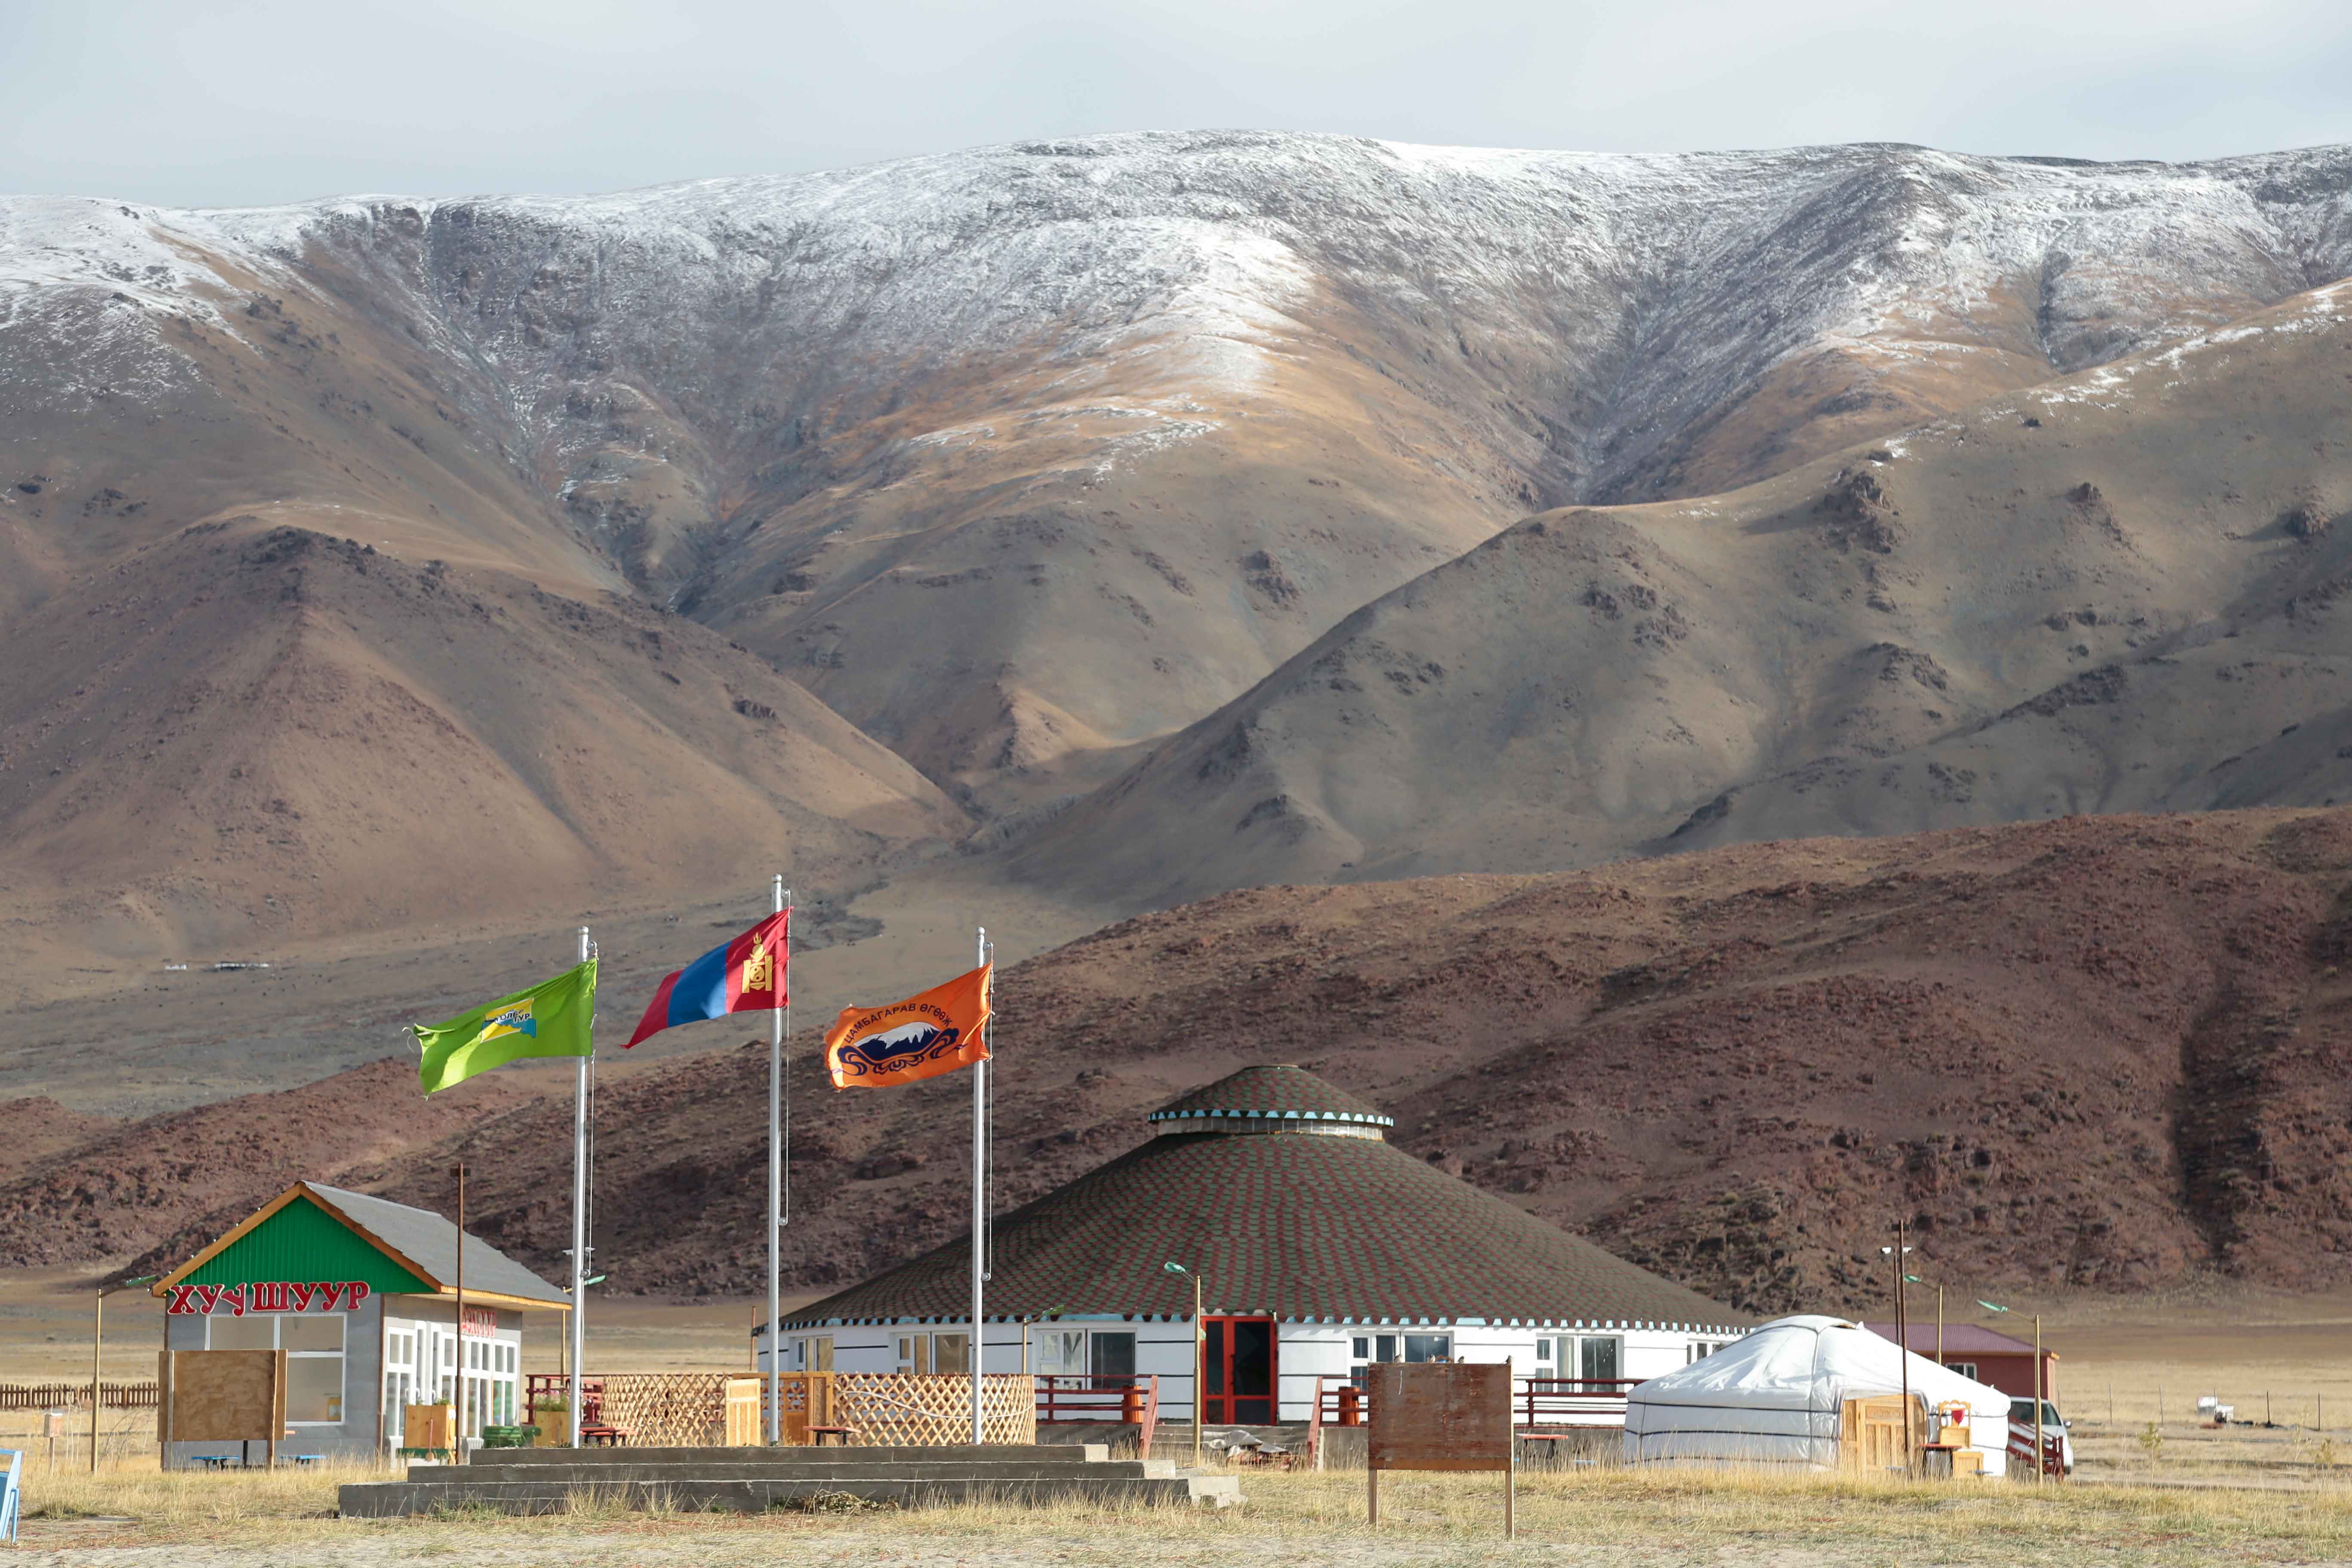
[413,958,597,1093]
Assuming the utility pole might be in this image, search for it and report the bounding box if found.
[1881,1225,1914,1471]
[89,1274,156,1473]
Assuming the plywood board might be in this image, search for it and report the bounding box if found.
[1367,1363,1512,1473]
[159,1350,284,1443]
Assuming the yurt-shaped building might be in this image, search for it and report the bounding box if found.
[762,1065,1745,1424]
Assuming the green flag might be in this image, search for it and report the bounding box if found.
[413,958,597,1093]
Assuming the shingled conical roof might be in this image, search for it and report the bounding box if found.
[782,1065,1742,1333]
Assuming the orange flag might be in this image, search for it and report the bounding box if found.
[823,963,992,1089]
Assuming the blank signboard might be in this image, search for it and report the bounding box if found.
[159,1349,286,1446]
[1367,1362,1513,1472]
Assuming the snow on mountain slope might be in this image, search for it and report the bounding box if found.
[8,132,2352,803]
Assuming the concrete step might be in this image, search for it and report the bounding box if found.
[472,1443,1112,1466]
[339,1473,1236,1518]
[405,1460,1171,1485]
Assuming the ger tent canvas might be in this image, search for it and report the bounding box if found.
[1623,1315,2011,1473]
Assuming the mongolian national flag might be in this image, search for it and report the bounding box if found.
[625,909,790,1048]
[412,958,597,1093]
[823,963,992,1089]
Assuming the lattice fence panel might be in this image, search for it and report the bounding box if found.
[592,1373,735,1447]
[835,1373,1036,1446]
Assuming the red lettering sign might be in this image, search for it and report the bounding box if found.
[163,1280,371,1314]
[460,1305,496,1338]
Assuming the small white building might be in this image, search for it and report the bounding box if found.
[760,1066,1745,1425]
[152,1181,568,1464]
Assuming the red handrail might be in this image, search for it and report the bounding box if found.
[1034,1375,1160,1458]
[1304,1373,1644,1465]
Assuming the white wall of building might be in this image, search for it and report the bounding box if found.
[761,1316,1739,1425]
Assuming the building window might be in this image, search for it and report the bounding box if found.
[1947,1361,1978,1380]
[1351,1332,1454,1381]
[897,1332,969,1375]
[790,1335,834,1372]
[1534,1338,1556,1366]
[1034,1329,1087,1376]
[1090,1332,1136,1378]
[208,1313,346,1424]
[1578,1335,1620,1384]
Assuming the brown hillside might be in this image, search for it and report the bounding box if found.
[0,522,965,972]
[1007,279,2352,907]
[15,806,2352,1314]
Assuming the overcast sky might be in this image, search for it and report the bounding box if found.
[6,0,2348,208]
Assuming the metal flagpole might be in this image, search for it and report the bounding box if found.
[569,925,589,1448]
[454,1162,467,1461]
[971,925,987,1445]
[768,876,787,1445]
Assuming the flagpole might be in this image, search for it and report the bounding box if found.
[971,924,986,1446]
[454,1161,466,1461]
[768,875,786,1445]
[569,924,589,1449]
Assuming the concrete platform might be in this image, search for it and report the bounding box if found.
[337,1443,1240,1517]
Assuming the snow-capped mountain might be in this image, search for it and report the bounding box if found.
[6,131,2352,949]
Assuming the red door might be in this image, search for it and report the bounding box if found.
[1200,1316,1277,1425]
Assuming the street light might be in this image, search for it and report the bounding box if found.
[1164,1262,1204,1469]
[1881,1228,1916,1471]
[93,1274,160,1473]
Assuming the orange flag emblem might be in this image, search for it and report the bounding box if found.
[823,963,992,1089]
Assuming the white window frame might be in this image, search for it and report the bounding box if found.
[205,1312,347,1426]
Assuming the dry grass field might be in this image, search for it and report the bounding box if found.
[11,1456,2352,1567]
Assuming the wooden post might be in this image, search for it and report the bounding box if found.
[89,1284,103,1473]
[1504,1432,1516,1539]
[267,1348,284,1471]
[1367,1462,1378,1529]
[2032,1315,2044,1485]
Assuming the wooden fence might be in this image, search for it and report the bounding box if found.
[0,1382,159,1412]
[836,1373,1035,1446]
[527,1372,1034,1446]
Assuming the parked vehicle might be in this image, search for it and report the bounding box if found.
[2007,1396,2074,1476]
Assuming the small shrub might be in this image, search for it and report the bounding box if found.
[772,1489,898,1514]
[2138,1421,2164,1461]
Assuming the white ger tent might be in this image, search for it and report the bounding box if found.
[1623,1314,2011,1473]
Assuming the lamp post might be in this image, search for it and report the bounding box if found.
[1880,1228,1914,1471]
[92,1274,159,1473]
[1163,1262,1203,1469]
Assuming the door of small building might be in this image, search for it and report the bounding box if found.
[1200,1316,1277,1425]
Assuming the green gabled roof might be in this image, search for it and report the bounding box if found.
[175,1190,434,1295]
[781,1066,1743,1334]
[153,1181,568,1309]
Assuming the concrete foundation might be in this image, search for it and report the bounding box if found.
[337,1443,1240,1517]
